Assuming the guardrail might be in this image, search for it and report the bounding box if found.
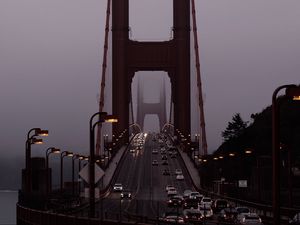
[17,203,150,225]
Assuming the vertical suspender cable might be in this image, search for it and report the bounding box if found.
[191,0,208,155]
[96,0,111,156]
[130,87,135,125]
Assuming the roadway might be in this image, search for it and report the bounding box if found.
[96,132,198,222]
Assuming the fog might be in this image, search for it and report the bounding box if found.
[0,0,300,188]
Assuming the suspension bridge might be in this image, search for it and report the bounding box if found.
[17,1,300,225]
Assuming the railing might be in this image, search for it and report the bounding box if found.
[17,203,146,225]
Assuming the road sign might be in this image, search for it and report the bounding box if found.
[238,180,247,188]
[79,163,105,184]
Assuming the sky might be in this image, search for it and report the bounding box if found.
[0,0,300,188]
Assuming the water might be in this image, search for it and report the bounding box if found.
[0,191,18,225]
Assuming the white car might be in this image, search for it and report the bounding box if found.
[113,183,123,192]
[240,213,263,224]
[166,185,175,192]
[152,149,158,154]
[161,215,184,224]
[167,187,177,196]
[199,205,213,218]
[175,169,182,175]
[200,197,213,206]
[176,174,184,180]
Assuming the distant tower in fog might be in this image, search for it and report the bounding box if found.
[136,77,167,131]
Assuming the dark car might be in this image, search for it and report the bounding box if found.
[162,160,168,165]
[120,190,132,199]
[213,199,230,213]
[163,169,171,175]
[162,155,167,160]
[183,198,199,209]
[218,207,238,224]
[183,209,203,224]
[167,195,184,207]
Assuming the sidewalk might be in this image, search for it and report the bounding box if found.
[178,148,201,189]
[102,145,127,188]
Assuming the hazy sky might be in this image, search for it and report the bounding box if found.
[0,0,300,165]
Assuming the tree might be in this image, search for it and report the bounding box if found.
[222,113,248,141]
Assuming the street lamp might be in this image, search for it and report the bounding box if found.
[72,154,81,196]
[60,151,73,192]
[25,128,48,193]
[89,112,118,217]
[78,155,88,195]
[272,84,300,225]
[45,147,60,194]
[46,147,60,169]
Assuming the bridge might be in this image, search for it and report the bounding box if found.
[17,1,300,225]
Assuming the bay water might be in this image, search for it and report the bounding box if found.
[0,191,18,225]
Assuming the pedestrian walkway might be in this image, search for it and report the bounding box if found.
[178,148,201,189]
[102,145,127,188]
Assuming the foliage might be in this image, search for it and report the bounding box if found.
[221,113,248,141]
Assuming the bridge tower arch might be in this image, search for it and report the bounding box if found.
[112,0,190,138]
[136,77,167,131]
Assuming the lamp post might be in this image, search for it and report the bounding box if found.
[78,156,88,195]
[60,151,73,192]
[72,154,81,196]
[89,112,118,218]
[25,128,48,193]
[272,84,300,225]
[45,147,60,194]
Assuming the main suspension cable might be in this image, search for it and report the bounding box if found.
[96,0,111,155]
[191,0,208,155]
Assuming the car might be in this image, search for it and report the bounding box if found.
[160,215,184,224]
[198,205,213,218]
[161,155,167,160]
[152,160,158,166]
[176,174,184,180]
[161,150,167,155]
[236,207,251,222]
[113,183,123,192]
[171,154,177,159]
[218,207,238,224]
[200,197,213,207]
[167,195,184,207]
[183,189,192,199]
[240,213,263,224]
[120,190,132,199]
[189,192,203,200]
[167,187,178,196]
[175,169,182,175]
[163,169,170,175]
[130,148,135,153]
[182,208,203,223]
[162,160,168,165]
[290,213,300,225]
[166,185,175,192]
[152,149,158,154]
[213,199,230,212]
[183,198,199,209]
